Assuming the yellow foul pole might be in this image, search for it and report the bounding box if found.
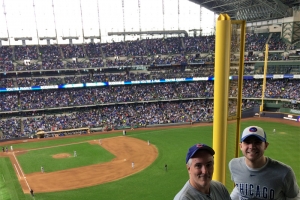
[232,20,246,158]
[213,14,231,184]
[261,44,269,114]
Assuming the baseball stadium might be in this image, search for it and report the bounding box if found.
[0,0,300,199]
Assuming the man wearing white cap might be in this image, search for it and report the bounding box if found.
[229,126,300,200]
[174,143,231,200]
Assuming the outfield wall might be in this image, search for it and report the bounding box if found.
[242,106,260,118]
[260,112,300,122]
[247,105,300,122]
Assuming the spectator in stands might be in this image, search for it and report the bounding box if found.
[174,143,231,199]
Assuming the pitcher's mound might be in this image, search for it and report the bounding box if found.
[52,153,71,159]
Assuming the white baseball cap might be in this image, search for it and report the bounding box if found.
[241,126,267,142]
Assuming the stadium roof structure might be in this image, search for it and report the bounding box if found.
[189,0,300,23]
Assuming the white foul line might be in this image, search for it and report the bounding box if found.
[14,164,21,179]
[12,152,31,191]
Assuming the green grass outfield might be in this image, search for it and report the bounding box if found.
[0,120,299,200]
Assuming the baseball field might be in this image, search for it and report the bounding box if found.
[0,117,299,200]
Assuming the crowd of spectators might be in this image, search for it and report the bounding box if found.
[0,46,13,61]
[131,56,151,65]
[16,82,214,110]
[0,93,19,112]
[61,44,85,58]
[268,33,288,51]
[41,58,64,70]
[244,52,291,62]
[14,45,39,60]
[1,99,259,139]
[66,61,89,69]
[0,118,23,139]
[101,41,128,57]
[127,40,148,56]
[182,36,215,54]
[1,79,299,113]
[245,33,269,52]
[1,33,296,72]
[85,43,102,58]
[1,78,298,139]
[106,58,131,67]
[144,38,169,55]
[17,77,63,87]
[1,33,300,139]
[39,45,61,59]
[0,62,290,88]
[89,58,104,67]
[0,60,14,72]
[0,77,14,87]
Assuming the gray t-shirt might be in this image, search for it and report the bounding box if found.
[174,180,231,200]
[229,157,299,199]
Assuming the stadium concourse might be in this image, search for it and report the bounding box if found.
[0,117,299,193]
[0,33,300,140]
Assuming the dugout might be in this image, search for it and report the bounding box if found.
[36,127,90,139]
[36,130,45,139]
[260,112,284,118]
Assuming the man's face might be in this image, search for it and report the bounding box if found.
[187,150,214,192]
[240,136,268,163]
